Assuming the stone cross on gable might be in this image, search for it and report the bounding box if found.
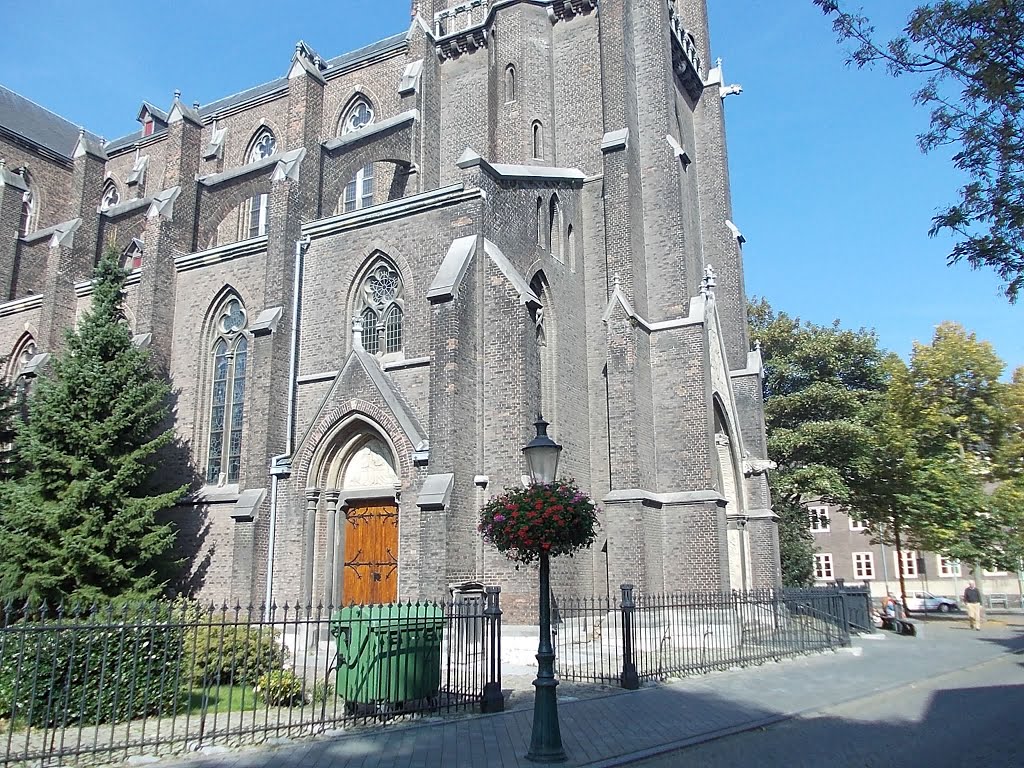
[700,264,717,298]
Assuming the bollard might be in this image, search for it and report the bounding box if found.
[619,584,640,690]
[482,586,504,713]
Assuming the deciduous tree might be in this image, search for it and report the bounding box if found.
[815,0,1024,300]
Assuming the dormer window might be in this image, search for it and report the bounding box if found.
[143,118,155,137]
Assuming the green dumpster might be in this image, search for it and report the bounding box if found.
[329,603,444,708]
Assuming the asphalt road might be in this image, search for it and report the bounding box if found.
[628,642,1024,768]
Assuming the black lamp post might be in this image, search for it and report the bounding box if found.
[523,416,566,763]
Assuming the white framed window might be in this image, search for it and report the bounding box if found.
[853,552,874,579]
[849,516,869,532]
[938,557,961,578]
[206,297,249,486]
[342,163,375,213]
[808,505,830,532]
[814,553,834,580]
[982,568,1008,577]
[340,98,374,135]
[896,550,919,578]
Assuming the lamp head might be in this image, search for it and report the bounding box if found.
[523,416,562,485]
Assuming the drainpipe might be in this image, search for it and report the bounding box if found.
[264,234,312,615]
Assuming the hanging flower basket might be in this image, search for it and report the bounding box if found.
[479,478,599,565]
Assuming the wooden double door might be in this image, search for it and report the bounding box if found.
[341,502,399,604]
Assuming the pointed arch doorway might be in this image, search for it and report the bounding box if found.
[314,429,401,606]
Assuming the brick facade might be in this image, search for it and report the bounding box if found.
[0,0,778,617]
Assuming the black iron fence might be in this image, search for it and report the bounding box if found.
[0,590,502,767]
[553,586,856,686]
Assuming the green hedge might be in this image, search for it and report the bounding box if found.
[183,621,285,688]
[0,619,184,727]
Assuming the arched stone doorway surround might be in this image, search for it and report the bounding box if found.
[304,415,403,606]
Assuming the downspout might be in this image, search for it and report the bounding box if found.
[265,234,311,614]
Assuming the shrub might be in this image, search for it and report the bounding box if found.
[183,620,285,688]
[253,669,305,707]
[0,615,184,727]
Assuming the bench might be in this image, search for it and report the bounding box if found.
[881,615,917,636]
[987,593,1009,609]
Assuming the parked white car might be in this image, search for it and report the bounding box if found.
[903,591,959,613]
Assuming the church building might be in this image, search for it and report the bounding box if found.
[0,0,778,616]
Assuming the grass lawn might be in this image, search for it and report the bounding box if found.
[182,685,261,715]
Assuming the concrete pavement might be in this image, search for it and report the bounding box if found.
[167,615,1024,768]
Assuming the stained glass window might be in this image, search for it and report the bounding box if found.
[206,299,249,485]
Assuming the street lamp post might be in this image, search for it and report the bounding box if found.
[523,416,567,763]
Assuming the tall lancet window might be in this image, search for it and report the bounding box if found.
[549,195,562,262]
[243,129,276,239]
[529,273,556,427]
[357,259,404,357]
[206,297,249,485]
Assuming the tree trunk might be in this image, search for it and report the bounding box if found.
[894,517,911,617]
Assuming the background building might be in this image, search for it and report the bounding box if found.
[807,502,1023,608]
[0,0,777,615]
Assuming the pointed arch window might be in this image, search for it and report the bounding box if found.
[340,98,375,135]
[549,195,562,262]
[357,260,404,357]
[536,197,544,247]
[567,223,576,271]
[505,65,516,103]
[19,174,37,237]
[206,297,249,485]
[243,129,277,239]
[100,180,120,211]
[532,121,543,159]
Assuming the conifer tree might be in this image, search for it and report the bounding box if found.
[0,248,184,603]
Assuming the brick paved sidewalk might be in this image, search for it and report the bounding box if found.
[168,617,1023,768]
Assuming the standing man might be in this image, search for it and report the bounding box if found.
[963,581,983,630]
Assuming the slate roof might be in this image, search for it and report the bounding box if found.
[0,84,102,160]
[105,32,408,154]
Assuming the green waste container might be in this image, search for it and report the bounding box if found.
[329,603,444,708]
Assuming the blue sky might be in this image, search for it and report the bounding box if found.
[4,1,1020,373]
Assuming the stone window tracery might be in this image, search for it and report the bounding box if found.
[340,98,375,135]
[357,261,404,357]
[206,296,249,485]
[101,180,120,211]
